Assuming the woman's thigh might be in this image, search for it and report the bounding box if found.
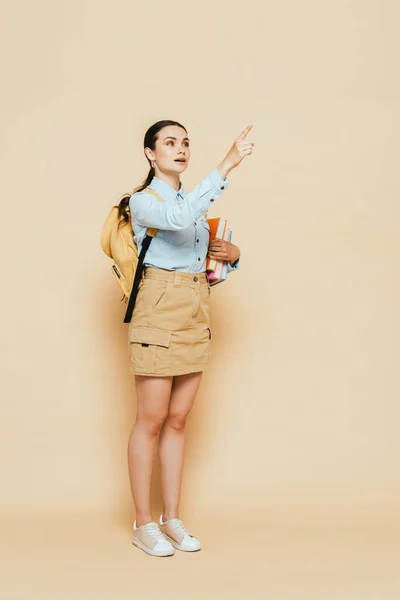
[167,372,203,421]
[134,375,173,425]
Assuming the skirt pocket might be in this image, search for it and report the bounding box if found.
[131,280,167,323]
[151,285,197,331]
[191,325,212,366]
[129,326,171,374]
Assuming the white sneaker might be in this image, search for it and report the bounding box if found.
[132,520,175,557]
[159,515,201,551]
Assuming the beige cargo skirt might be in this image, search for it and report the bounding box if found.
[128,267,212,377]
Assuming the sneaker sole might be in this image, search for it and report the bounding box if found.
[132,535,175,557]
[161,533,201,552]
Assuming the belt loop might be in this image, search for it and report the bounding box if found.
[167,271,181,290]
[174,271,182,287]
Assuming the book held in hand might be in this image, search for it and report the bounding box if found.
[206,217,232,286]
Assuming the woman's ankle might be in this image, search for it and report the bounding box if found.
[162,511,178,522]
[136,515,153,527]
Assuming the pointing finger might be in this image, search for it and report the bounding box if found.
[236,124,253,141]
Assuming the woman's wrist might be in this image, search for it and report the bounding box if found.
[229,246,241,265]
[217,159,234,181]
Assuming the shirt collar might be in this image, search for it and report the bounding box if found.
[148,176,185,200]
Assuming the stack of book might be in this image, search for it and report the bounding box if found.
[206,217,232,286]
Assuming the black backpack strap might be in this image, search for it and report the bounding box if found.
[123,234,153,323]
[124,185,161,324]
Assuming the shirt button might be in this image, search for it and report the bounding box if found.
[196,239,199,243]
[194,222,196,225]
[193,276,198,282]
[220,186,225,190]
[210,198,214,202]
[198,257,201,261]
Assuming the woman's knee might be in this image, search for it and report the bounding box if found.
[164,411,188,431]
[137,410,169,436]
[134,375,173,436]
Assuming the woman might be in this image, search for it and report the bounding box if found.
[122,120,254,556]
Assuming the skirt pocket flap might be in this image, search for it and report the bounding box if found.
[130,327,171,348]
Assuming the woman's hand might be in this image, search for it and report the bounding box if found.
[217,125,255,178]
[207,239,241,265]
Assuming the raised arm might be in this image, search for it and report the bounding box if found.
[129,167,228,230]
[130,124,255,230]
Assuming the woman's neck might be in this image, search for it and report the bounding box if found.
[153,170,181,192]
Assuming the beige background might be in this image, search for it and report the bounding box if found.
[1,0,399,598]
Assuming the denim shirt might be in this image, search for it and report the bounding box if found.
[129,167,240,274]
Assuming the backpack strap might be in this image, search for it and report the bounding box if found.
[123,186,163,323]
[143,188,163,237]
[123,186,207,323]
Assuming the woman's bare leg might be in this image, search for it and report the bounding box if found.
[128,375,173,527]
[158,371,203,521]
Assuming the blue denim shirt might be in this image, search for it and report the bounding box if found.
[129,167,240,274]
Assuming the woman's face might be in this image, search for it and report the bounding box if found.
[146,125,191,175]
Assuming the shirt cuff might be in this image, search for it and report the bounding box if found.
[191,167,230,220]
[227,257,240,273]
[209,167,229,197]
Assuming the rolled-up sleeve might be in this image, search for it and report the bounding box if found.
[129,167,228,230]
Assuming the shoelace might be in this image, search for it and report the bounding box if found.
[141,522,165,541]
[167,518,191,537]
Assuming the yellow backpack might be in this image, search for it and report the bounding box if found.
[100,187,163,323]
